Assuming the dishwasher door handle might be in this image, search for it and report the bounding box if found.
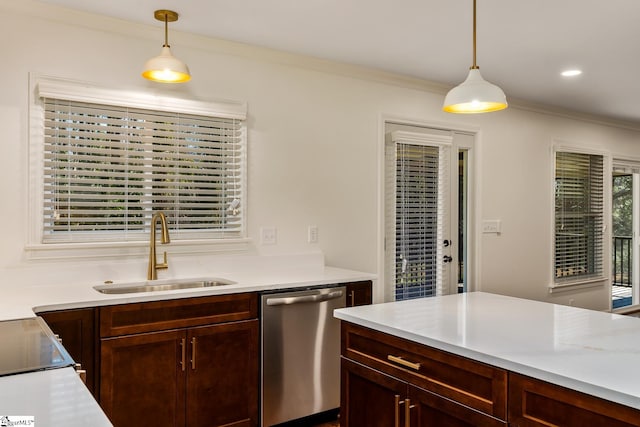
[266,290,344,306]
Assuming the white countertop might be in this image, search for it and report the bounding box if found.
[334,291,640,410]
[0,259,374,426]
[1,265,375,321]
[0,368,111,427]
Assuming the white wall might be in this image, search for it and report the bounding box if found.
[1,1,639,310]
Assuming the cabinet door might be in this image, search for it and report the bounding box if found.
[346,281,372,307]
[100,329,186,427]
[509,373,640,427]
[186,320,259,427]
[408,384,506,427]
[40,308,97,397]
[341,357,407,427]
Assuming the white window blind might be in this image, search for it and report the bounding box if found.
[386,131,450,301]
[42,98,244,243]
[554,151,604,282]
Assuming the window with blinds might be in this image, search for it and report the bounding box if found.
[554,151,604,282]
[41,98,245,243]
[386,131,451,301]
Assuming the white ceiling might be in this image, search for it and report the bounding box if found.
[38,0,640,124]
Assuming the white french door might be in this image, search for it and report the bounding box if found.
[385,129,455,301]
[612,161,640,309]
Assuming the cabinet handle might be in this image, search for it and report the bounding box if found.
[191,337,197,370]
[388,355,421,371]
[394,395,401,427]
[180,338,186,372]
[74,363,86,384]
[404,398,413,427]
[350,290,355,306]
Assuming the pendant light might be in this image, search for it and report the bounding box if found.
[443,0,507,113]
[142,10,191,83]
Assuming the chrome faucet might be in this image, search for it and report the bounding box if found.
[147,212,171,280]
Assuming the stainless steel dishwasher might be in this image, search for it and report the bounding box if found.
[261,286,346,426]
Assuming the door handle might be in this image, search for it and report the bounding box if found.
[265,290,344,306]
[443,255,453,263]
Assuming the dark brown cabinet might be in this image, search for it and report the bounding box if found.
[342,321,640,427]
[101,329,185,426]
[186,321,258,427]
[341,357,406,427]
[509,373,640,427]
[39,307,97,397]
[407,384,506,427]
[99,293,259,427]
[345,281,372,307]
[341,322,507,427]
[341,358,505,427]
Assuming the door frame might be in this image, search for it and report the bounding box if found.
[377,115,479,303]
[611,158,640,312]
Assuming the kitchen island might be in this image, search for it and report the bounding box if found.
[334,292,640,426]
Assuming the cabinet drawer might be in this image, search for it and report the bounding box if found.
[509,373,640,427]
[342,322,507,420]
[100,293,258,337]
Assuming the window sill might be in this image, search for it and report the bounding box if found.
[612,304,640,315]
[25,238,252,261]
[547,276,607,293]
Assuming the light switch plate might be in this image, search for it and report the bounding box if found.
[482,220,502,234]
[308,225,318,243]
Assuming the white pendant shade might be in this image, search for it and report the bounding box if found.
[142,10,191,84]
[142,46,191,83]
[442,0,507,114]
[443,68,507,113]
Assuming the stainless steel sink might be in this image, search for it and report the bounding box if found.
[93,278,236,294]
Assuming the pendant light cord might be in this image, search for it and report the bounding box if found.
[472,0,478,69]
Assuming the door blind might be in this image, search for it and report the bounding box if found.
[387,139,450,300]
[555,151,604,281]
[42,98,244,243]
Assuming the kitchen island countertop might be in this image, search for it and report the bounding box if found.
[334,291,640,410]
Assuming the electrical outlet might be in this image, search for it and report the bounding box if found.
[308,225,318,243]
[260,226,277,245]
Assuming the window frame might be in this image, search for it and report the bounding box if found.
[550,144,608,291]
[27,74,249,260]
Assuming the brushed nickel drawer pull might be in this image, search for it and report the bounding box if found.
[388,355,421,371]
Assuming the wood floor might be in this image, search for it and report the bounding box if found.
[313,422,339,427]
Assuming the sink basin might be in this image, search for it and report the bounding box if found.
[93,278,236,294]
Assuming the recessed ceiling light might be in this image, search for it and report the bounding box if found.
[561,69,582,77]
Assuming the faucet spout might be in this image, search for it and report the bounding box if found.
[148,212,171,280]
